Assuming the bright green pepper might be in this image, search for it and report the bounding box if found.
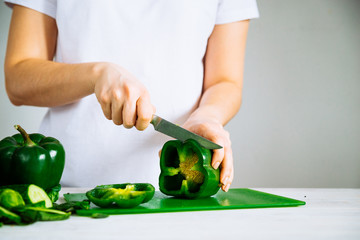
[86,183,155,208]
[159,139,220,198]
[0,125,65,190]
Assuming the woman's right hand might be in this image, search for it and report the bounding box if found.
[93,63,155,130]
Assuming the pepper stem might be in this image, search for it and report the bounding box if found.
[14,125,36,146]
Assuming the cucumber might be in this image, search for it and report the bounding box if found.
[0,184,52,208]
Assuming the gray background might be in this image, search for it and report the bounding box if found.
[1,0,359,188]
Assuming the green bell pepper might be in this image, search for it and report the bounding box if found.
[0,125,65,190]
[159,139,220,198]
[86,183,155,208]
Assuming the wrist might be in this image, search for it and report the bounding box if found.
[187,106,224,126]
[90,62,107,88]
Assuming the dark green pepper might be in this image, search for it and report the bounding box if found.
[159,139,220,198]
[86,183,155,208]
[0,125,65,190]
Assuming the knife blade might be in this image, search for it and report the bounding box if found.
[150,115,222,149]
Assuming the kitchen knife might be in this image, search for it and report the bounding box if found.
[150,115,222,149]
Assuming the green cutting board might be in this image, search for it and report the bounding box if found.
[63,188,305,216]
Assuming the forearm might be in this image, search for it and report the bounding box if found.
[5,59,101,107]
[188,81,242,126]
[189,20,248,126]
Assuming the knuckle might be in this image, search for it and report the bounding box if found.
[111,90,122,101]
[138,114,152,124]
[99,93,110,104]
[142,89,150,98]
[123,83,135,99]
[123,85,130,98]
[212,135,224,146]
[198,122,210,132]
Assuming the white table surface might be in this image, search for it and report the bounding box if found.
[1,188,359,240]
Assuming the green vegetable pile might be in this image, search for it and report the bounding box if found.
[0,184,71,226]
[0,124,222,225]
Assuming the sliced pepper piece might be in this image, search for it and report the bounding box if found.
[0,189,25,210]
[159,139,220,198]
[86,183,155,208]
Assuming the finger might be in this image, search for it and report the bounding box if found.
[211,138,225,170]
[190,126,225,170]
[122,98,137,129]
[220,147,234,192]
[135,95,154,131]
[223,168,233,192]
[98,93,112,120]
[111,94,124,125]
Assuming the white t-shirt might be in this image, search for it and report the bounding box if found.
[5,0,259,188]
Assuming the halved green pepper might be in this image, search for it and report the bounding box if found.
[0,125,65,190]
[86,183,155,208]
[159,139,220,199]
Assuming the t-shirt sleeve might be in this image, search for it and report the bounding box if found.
[4,0,57,19]
[216,0,259,24]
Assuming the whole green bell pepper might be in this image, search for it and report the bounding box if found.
[159,139,220,198]
[0,125,65,190]
[86,183,155,208]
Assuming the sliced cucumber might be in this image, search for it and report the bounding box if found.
[0,184,52,208]
[25,185,53,208]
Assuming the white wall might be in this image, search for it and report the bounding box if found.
[1,0,359,188]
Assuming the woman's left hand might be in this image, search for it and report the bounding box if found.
[182,117,233,192]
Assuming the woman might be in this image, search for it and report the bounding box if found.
[4,0,259,191]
